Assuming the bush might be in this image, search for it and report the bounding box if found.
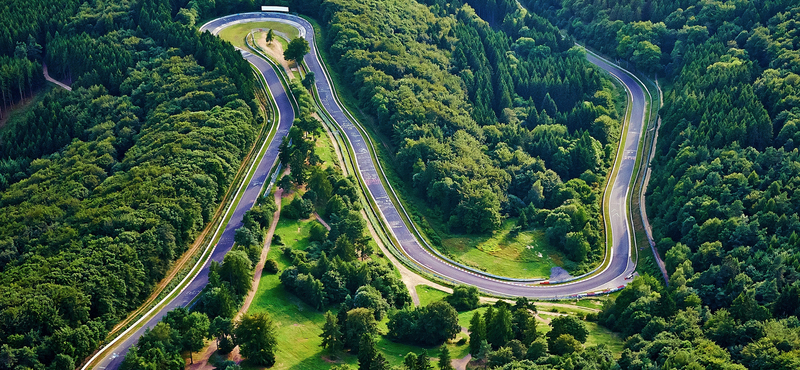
[281,196,314,219]
[446,285,480,311]
[264,259,279,274]
[309,221,328,242]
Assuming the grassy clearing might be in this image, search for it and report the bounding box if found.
[442,219,564,279]
[584,322,624,355]
[415,285,449,307]
[246,225,473,369]
[274,196,315,251]
[573,299,605,310]
[245,248,346,370]
[457,307,487,329]
[218,21,300,49]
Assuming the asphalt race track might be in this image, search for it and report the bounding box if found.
[86,12,648,369]
[202,13,645,298]
[83,31,296,370]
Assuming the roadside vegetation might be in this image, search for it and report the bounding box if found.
[0,0,275,367]
[520,0,800,369]
[291,0,626,278]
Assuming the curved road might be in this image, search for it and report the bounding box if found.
[202,13,644,298]
[88,12,648,370]
[83,41,295,370]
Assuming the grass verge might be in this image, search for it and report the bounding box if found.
[82,55,281,369]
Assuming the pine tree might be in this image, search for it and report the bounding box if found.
[487,305,512,348]
[522,316,538,346]
[415,350,431,370]
[483,306,494,331]
[320,311,343,355]
[370,352,389,370]
[518,210,528,229]
[266,29,274,43]
[358,334,376,370]
[477,339,491,362]
[469,311,485,356]
[438,346,453,370]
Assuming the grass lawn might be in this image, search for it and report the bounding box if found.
[246,229,472,369]
[442,219,566,279]
[415,285,448,307]
[574,299,605,310]
[218,21,300,49]
[458,307,487,329]
[584,322,624,356]
[245,247,348,370]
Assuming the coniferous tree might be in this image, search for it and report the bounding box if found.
[358,334,377,370]
[320,311,343,355]
[438,346,453,370]
[487,305,512,348]
[469,311,485,356]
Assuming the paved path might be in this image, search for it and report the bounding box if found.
[82,31,296,370]
[201,13,646,299]
[453,354,471,370]
[314,212,331,231]
[84,12,652,370]
[187,189,283,370]
[42,64,71,91]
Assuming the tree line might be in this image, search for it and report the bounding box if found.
[122,192,280,369]
[0,0,273,368]
[290,0,622,272]
[522,0,800,369]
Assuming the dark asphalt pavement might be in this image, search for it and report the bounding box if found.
[85,25,295,370]
[204,13,644,298]
[87,13,648,369]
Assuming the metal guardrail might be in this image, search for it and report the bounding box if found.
[216,12,635,299]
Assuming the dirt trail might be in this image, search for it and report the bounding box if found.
[256,36,293,78]
[535,310,569,325]
[314,212,331,231]
[43,63,71,91]
[453,354,471,370]
[188,189,283,369]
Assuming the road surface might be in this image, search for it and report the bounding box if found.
[83,41,295,370]
[201,13,645,298]
[87,12,649,370]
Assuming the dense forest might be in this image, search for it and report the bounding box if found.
[292,0,800,368]
[0,0,273,368]
[291,0,623,271]
[517,0,800,369]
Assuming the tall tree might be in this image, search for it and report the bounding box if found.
[358,334,377,370]
[469,311,486,356]
[487,305,512,348]
[284,37,310,65]
[234,312,277,366]
[438,346,454,370]
[219,250,254,297]
[320,311,344,355]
